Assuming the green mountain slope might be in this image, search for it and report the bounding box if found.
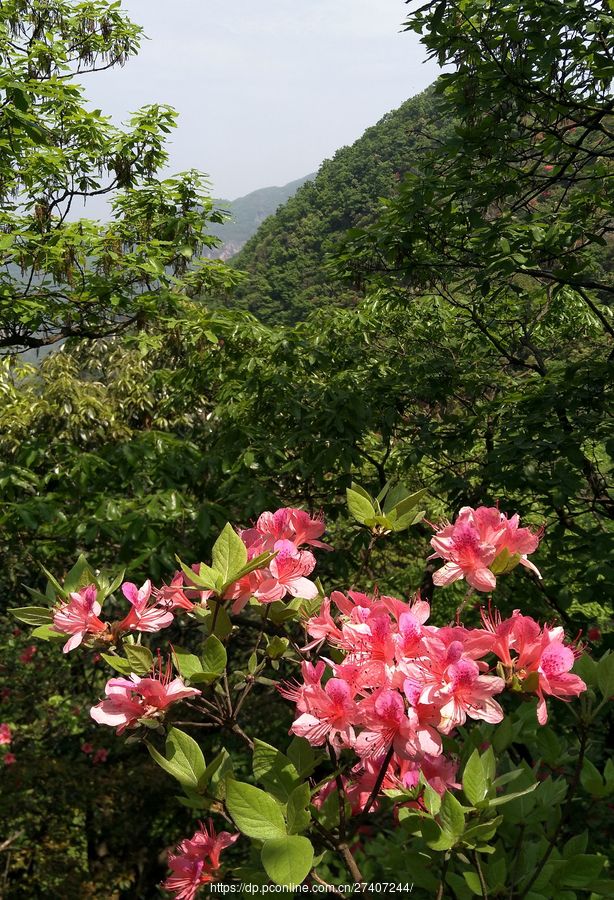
[208,175,315,259]
[227,85,446,323]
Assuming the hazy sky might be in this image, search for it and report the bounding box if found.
[83,1,439,202]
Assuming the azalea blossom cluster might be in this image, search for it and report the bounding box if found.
[90,660,202,733]
[52,507,329,653]
[282,506,585,811]
[158,507,330,615]
[52,580,173,653]
[429,505,543,592]
[40,503,589,897]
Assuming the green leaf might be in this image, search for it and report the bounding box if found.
[63,555,95,593]
[266,636,289,659]
[252,740,300,802]
[286,783,311,834]
[423,782,442,815]
[124,643,154,675]
[229,551,276,588]
[439,790,465,840]
[580,758,606,797]
[147,728,206,790]
[212,523,248,586]
[172,646,205,680]
[9,606,53,626]
[596,652,614,699]
[200,634,227,680]
[101,653,133,675]
[261,835,314,887]
[463,748,488,805]
[176,557,220,592]
[388,487,427,518]
[287,738,316,779]
[463,871,484,895]
[197,603,233,640]
[560,854,604,887]
[225,779,286,840]
[483,782,538,808]
[30,624,65,641]
[346,486,376,524]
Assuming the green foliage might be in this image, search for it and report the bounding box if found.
[0,0,238,351]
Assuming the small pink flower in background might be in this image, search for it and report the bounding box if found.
[53,584,107,653]
[90,662,201,733]
[118,580,174,633]
[92,748,109,764]
[587,627,601,642]
[0,723,12,745]
[19,644,38,664]
[81,742,94,754]
[0,688,11,702]
[3,752,16,766]
[163,819,239,899]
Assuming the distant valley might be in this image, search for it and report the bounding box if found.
[206,174,315,259]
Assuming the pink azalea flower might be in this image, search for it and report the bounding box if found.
[290,677,358,751]
[0,723,12,745]
[53,584,108,653]
[430,509,499,591]
[81,742,94,754]
[241,507,331,554]
[303,597,344,650]
[162,820,239,899]
[434,658,505,733]
[3,752,16,766]
[429,506,542,591]
[118,580,175,633]
[288,508,331,551]
[90,667,200,733]
[154,572,196,612]
[532,641,586,724]
[92,748,109,764]
[255,549,319,603]
[354,689,441,759]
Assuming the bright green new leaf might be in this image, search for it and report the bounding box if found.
[200,634,227,680]
[147,728,206,791]
[252,740,300,802]
[225,779,286,840]
[346,486,376,524]
[9,606,53,626]
[463,748,488,805]
[261,835,314,887]
[124,643,154,675]
[212,523,248,586]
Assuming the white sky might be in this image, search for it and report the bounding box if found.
[83,0,439,201]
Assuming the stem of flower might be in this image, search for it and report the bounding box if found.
[362,744,395,817]
[456,586,475,621]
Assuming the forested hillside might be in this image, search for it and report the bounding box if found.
[206,174,315,259]
[228,86,446,322]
